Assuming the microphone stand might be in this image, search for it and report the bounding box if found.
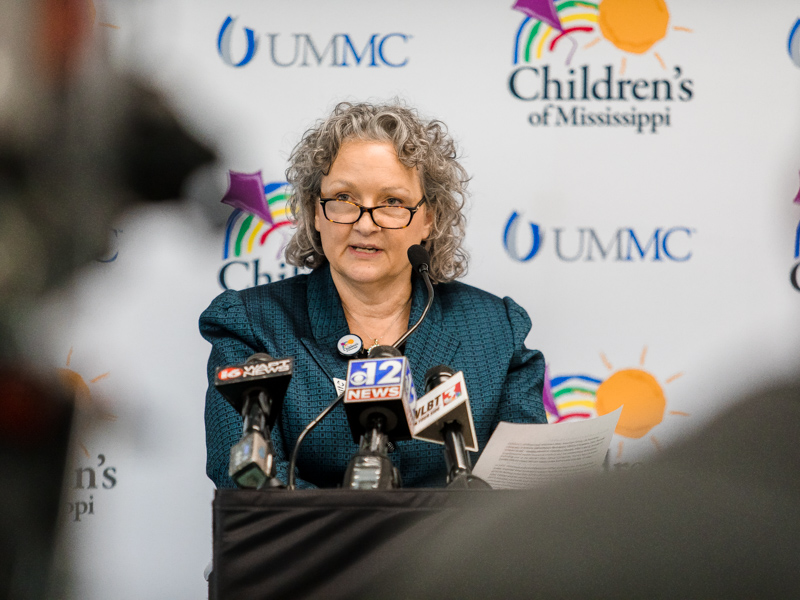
[442,421,491,489]
[342,413,400,490]
[423,365,491,490]
[229,389,281,489]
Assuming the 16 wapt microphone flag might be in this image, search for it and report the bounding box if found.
[411,372,478,451]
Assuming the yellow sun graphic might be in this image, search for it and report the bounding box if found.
[598,0,669,54]
[58,347,115,458]
[582,0,693,72]
[515,0,692,71]
[594,346,689,457]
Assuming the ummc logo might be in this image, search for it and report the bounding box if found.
[789,19,800,68]
[503,211,693,263]
[218,16,258,67]
[217,16,410,68]
[503,212,542,261]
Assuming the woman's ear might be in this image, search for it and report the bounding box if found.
[421,207,433,240]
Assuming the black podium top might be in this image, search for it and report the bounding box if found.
[211,488,524,600]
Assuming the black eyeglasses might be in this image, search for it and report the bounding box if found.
[318,197,426,230]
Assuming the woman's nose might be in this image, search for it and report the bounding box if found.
[352,208,381,232]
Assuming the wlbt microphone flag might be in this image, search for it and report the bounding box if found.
[412,371,478,451]
[344,355,416,442]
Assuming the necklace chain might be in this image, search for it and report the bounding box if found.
[343,299,411,350]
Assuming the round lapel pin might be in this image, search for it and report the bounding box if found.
[337,334,363,358]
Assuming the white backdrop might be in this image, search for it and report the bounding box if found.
[17,1,800,598]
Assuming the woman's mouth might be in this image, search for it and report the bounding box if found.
[350,245,381,254]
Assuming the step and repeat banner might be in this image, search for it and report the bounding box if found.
[19,1,800,598]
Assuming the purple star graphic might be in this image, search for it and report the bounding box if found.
[795,171,800,204]
[512,0,563,32]
[221,170,273,224]
[542,364,559,417]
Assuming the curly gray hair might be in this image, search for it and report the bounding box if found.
[284,101,469,282]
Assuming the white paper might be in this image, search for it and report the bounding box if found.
[473,408,622,489]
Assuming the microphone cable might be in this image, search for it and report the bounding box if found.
[286,392,343,490]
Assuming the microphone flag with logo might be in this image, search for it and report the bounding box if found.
[214,353,293,488]
[215,354,293,425]
[343,354,416,443]
[412,370,478,451]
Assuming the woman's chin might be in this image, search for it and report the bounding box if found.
[334,264,400,288]
[341,270,385,286]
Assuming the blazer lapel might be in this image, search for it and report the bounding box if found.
[403,275,461,393]
[301,265,350,382]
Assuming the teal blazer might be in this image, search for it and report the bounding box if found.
[200,264,546,489]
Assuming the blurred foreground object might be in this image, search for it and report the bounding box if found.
[0,0,215,357]
[365,379,800,599]
[0,1,215,598]
[0,366,74,600]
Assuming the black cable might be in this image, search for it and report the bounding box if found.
[286,392,344,490]
[392,264,433,351]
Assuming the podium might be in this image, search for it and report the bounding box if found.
[211,488,522,600]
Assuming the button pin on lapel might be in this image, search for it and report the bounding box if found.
[337,334,363,358]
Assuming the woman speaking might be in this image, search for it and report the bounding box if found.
[200,101,546,489]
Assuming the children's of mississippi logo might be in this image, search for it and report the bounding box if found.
[218,171,301,290]
[58,347,118,522]
[509,0,694,133]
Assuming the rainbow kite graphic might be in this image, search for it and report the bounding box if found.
[222,171,291,260]
[513,0,689,71]
[545,370,602,423]
[795,172,800,204]
[790,19,800,68]
[514,1,600,65]
[795,172,800,205]
[221,171,293,260]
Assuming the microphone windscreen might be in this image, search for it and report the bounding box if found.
[424,365,456,393]
[407,245,430,272]
[246,353,274,363]
[368,345,402,358]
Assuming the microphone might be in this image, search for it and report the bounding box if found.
[413,365,491,489]
[407,244,430,274]
[214,353,293,489]
[342,346,417,489]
